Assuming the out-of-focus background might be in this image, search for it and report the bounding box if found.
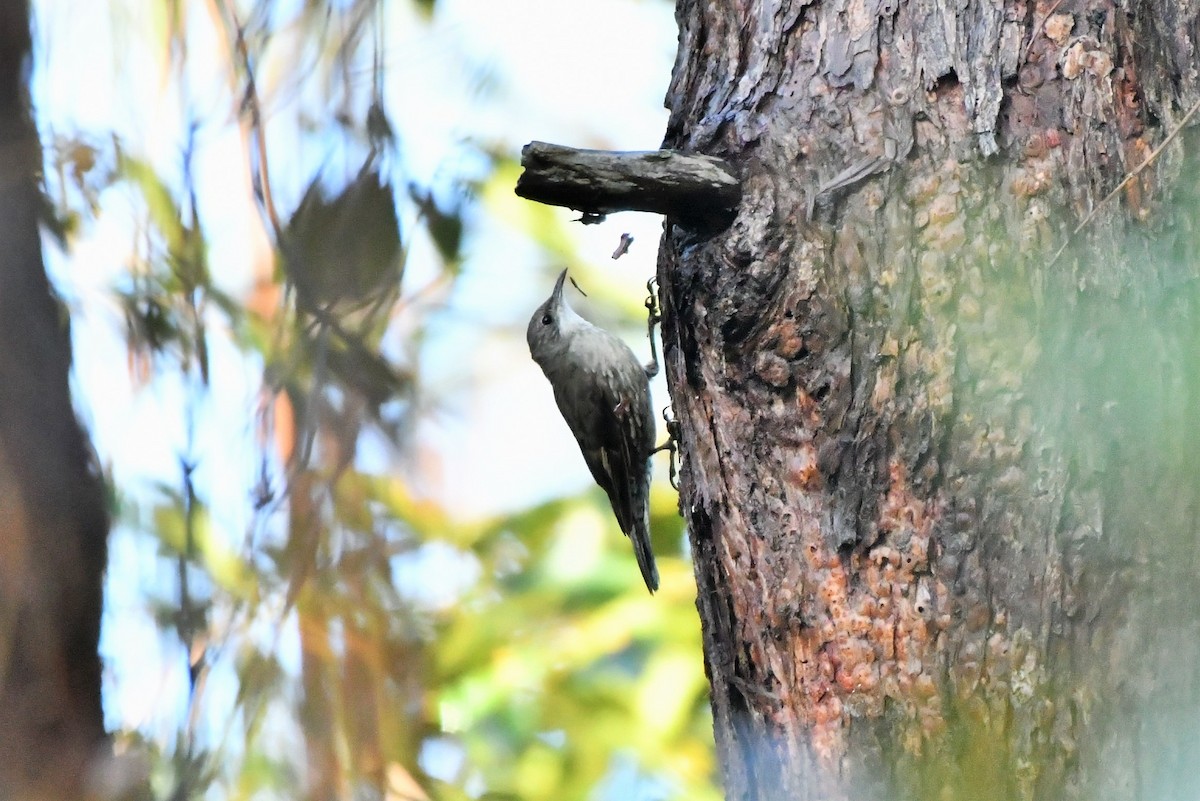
[31,1,717,799]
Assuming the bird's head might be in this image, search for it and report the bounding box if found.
[527,269,587,367]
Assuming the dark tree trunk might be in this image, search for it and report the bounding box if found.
[658,1,1200,799]
[0,1,110,797]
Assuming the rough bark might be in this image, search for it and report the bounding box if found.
[657,1,1200,799]
[0,1,111,798]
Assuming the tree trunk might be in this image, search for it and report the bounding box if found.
[659,1,1200,799]
[0,1,110,798]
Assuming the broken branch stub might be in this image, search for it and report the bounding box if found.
[515,141,741,234]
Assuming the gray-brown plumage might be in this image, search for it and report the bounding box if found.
[527,270,659,592]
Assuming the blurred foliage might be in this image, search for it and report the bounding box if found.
[38,1,715,801]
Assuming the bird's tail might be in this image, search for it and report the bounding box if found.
[630,486,659,593]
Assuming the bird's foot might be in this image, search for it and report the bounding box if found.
[651,405,682,490]
[644,276,662,379]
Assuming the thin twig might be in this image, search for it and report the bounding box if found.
[1049,96,1200,266]
[231,20,285,242]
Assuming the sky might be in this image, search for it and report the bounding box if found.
[30,0,680,756]
[378,0,680,515]
[35,0,678,518]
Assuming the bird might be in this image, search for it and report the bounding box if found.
[527,269,659,592]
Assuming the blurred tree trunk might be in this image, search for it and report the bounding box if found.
[0,1,110,798]
[660,1,1200,799]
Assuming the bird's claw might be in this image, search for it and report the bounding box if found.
[645,276,661,324]
[652,405,682,490]
[643,276,662,379]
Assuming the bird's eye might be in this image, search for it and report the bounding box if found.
[541,314,552,325]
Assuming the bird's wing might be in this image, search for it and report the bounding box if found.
[553,355,653,529]
[551,336,659,592]
[572,388,638,534]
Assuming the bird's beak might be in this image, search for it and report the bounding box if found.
[551,268,569,307]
